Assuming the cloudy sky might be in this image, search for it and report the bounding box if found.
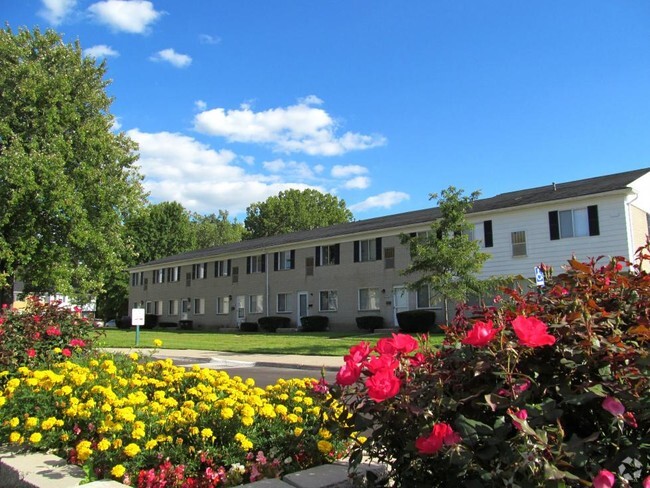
[4,1,650,219]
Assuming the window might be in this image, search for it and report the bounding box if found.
[186,272,192,287]
[131,273,138,286]
[216,296,230,315]
[416,285,430,309]
[232,266,239,283]
[549,205,599,240]
[247,255,266,274]
[511,231,527,257]
[155,301,163,315]
[168,300,178,316]
[145,301,153,314]
[319,290,338,312]
[248,295,263,314]
[192,263,207,280]
[215,259,231,277]
[156,268,165,284]
[316,244,340,266]
[483,220,494,248]
[354,238,382,262]
[305,257,314,276]
[143,278,148,291]
[277,293,292,313]
[359,288,380,311]
[384,247,395,269]
[274,251,295,271]
[167,266,180,282]
[193,298,205,315]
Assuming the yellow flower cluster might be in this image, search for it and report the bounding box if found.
[0,353,354,482]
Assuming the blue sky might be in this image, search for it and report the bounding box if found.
[4,1,650,220]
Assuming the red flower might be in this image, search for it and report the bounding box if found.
[409,352,426,367]
[345,342,371,363]
[461,320,501,347]
[511,316,556,347]
[415,422,461,455]
[70,338,86,348]
[512,409,528,431]
[389,333,419,354]
[366,354,399,374]
[592,469,616,488]
[61,348,72,357]
[365,368,401,402]
[643,475,650,488]
[27,348,37,358]
[374,337,396,356]
[46,326,62,337]
[602,396,625,416]
[336,360,361,386]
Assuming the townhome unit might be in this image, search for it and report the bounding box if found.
[129,168,650,331]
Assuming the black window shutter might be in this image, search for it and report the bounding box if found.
[227,259,231,276]
[290,250,295,269]
[334,244,340,264]
[549,211,560,240]
[261,254,266,273]
[375,238,382,260]
[274,252,279,271]
[353,240,360,262]
[484,220,493,248]
[246,256,251,274]
[588,205,600,236]
[315,246,321,267]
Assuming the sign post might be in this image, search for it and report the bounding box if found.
[534,266,545,287]
[132,308,145,347]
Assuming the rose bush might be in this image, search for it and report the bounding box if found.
[333,243,650,486]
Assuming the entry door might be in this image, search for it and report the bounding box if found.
[392,286,409,327]
[297,292,309,324]
[181,299,190,321]
[236,296,246,325]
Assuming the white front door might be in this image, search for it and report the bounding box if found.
[236,296,246,325]
[392,286,409,327]
[181,299,190,321]
[297,292,309,324]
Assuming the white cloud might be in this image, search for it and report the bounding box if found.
[194,97,386,156]
[342,176,371,190]
[194,100,207,111]
[263,159,320,180]
[350,191,410,212]
[88,0,162,34]
[83,44,119,58]
[150,48,192,68]
[39,0,77,25]
[199,34,221,45]
[331,164,368,178]
[127,129,325,215]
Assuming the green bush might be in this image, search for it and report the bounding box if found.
[396,309,436,333]
[258,316,291,332]
[239,322,258,332]
[299,315,329,332]
[355,315,384,332]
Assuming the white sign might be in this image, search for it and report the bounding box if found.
[132,308,145,326]
[534,267,545,287]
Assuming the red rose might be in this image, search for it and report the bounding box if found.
[70,338,86,348]
[61,348,72,357]
[366,354,399,374]
[345,341,371,364]
[27,348,37,358]
[374,337,396,356]
[365,368,401,402]
[389,333,419,354]
[592,469,616,488]
[511,316,555,347]
[461,320,501,347]
[415,422,461,455]
[336,360,361,386]
[46,326,62,337]
[602,396,625,416]
[512,409,528,430]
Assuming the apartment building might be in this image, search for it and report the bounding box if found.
[129,168,650,331]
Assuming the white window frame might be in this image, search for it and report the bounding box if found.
[319,290,338,312]
[216,296,230,315]
[511,230,527,257]
[277,292,292,313]
[358,239,377,262]
[319,244,339,266]
[559,208,589,239]
[145,301,153,314]
[250,255,263,274]
[215,260,230,277]
[416,285,431,309]
[359,288,380,311]
[248,294,264,314]
[193,298,205,315]
[168,299,178,316]
[277,251,293,270]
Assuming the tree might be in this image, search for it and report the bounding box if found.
[190,210,245,249]
[400,187,501,323]
[0,27,145,306]
[245,189,354,239]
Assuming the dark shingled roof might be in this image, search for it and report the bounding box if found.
[134,167,649,268]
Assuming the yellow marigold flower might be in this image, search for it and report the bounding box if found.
[153,339,163,347]
[25,378,38,387]
[293,407,303,414]
[317,440,333,454]
[245,378,255,387]
[101,403,112,413]
[76,440,93,462]
[112,439,123,449]
[7,378,20,389]
[53,347,62,354]
[41,417,57,431]
[286,413,299,423]
[123,443,140,458]
[240,404,255,417]
[220,407,234,420]
[0,396,5,408]
[97,439,111,451]
[17,367,29,376]
[130,353,139,361]
[294,427,303,436]
[242,416,254,427]
[319,428,332,440]
[275,404,288,416]
[200,428,213,439]
[111,464,126,478]
[302,397,313,406]
[60,433,69,442]
[25,417,39,429]
[145,439,158,450]
[9,432,21,443]
[9,417,19,428]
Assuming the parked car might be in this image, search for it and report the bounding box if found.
[93,318,105,328]
[105,319,117,328]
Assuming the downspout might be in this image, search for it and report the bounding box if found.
[265,250,270,318]
[625,192,639,262]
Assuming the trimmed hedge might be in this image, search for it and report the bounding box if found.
[396,310,437,333]
[299,315,329,332]
[117,315,132,330]
[258,316,292,332]
[356,315,384,332]
[239,322,259,332]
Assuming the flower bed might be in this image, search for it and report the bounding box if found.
[333,245,650,487]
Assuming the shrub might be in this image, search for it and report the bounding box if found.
[0,297,100,372]
[333,243,650,487]
[258,316,291,332]
[142,314,158,330]
[355,316,384,332]
[116,315,132,329]
[239,321,258,332]
[396,309,436,333]
[299,315,329,332]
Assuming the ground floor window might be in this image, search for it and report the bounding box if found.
[248,295,263,314]
[359,288,380,311]
[193,298,205,315]
[277,293,292,313]
[319,290,338,312]
[216,296,230,315]
[168,300,178,316]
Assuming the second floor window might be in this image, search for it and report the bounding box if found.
[549,206,599,240]
[247,255,266,274]
[354,238,382,262]
[192,263,207,280]
[316,244,340,266]
[274,251,295,270]
[215,259,231,277]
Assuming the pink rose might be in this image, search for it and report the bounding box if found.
[365,368,401,402]
[512,316,556,347]
[512,409,528,431]
[336,360,361,386]
[69,338,86,348]
[389,333,419,354]
[462,320,501,347]
[592,469,616,488]
[415,422,461,455]
[602,396,625,416]
[643,475,650,488]
[345,342,371,363]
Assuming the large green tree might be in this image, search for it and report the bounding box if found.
[190,210,245,249]
[401,187,502,322]
[0,26,145,306]
[244,189,353,239]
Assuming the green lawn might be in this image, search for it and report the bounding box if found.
[98,328,444,357]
